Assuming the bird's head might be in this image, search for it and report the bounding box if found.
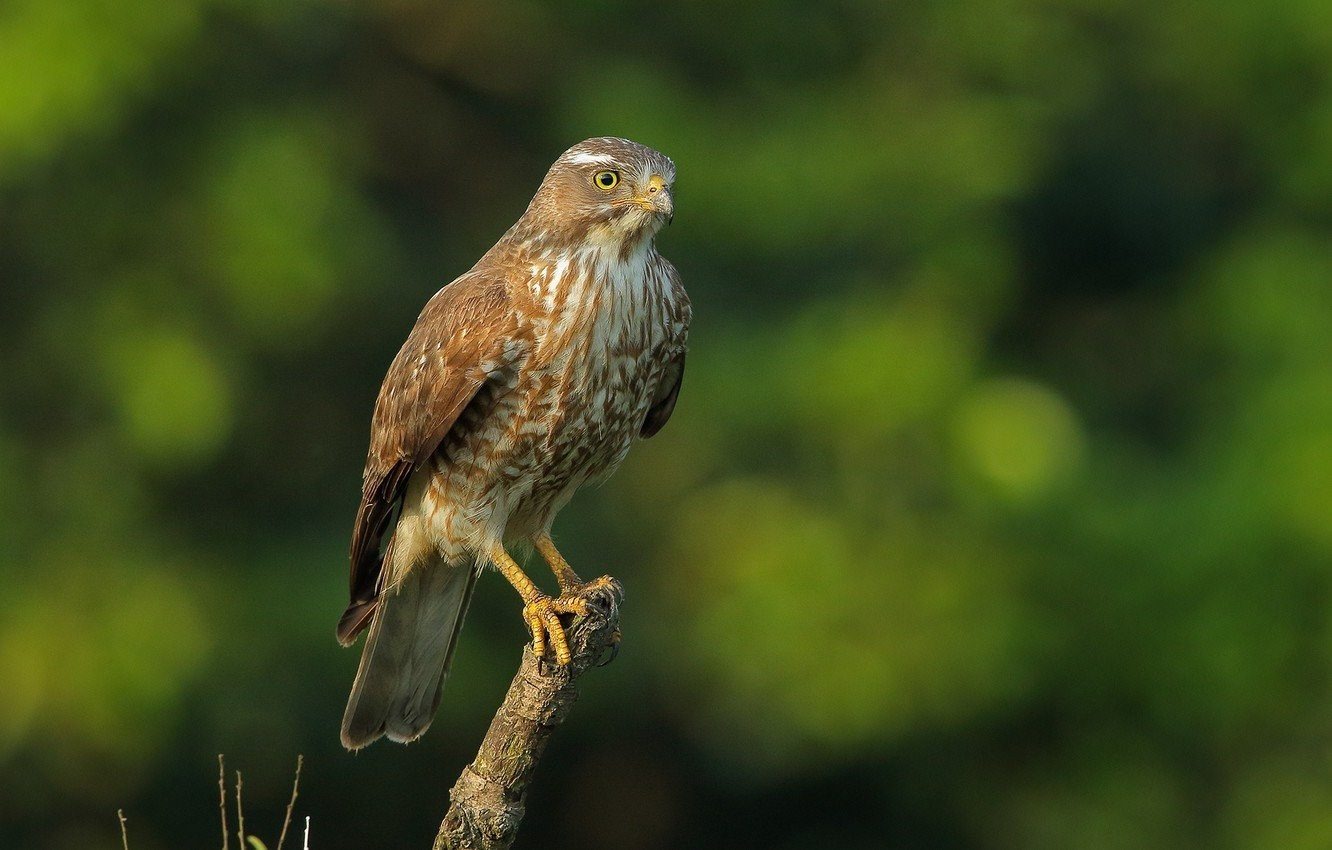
[523,137,676,252]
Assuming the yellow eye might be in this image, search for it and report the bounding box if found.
[593,170,620,190]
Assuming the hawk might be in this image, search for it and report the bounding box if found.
[337,137,689,750]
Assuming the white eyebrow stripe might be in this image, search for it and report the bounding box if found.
[565,152,617,165]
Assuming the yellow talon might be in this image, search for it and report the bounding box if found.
[552,595,590,617]
[499,539,621,666]
[522,594,573,665]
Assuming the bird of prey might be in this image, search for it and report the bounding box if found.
[337,137,689,750]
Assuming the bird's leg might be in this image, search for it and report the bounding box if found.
[487,542,581,665]
[534,535,623,657]
[534,534,621,606]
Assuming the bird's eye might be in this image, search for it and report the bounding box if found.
[593,170,620,191]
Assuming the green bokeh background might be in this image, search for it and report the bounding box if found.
[3,0,1331,847]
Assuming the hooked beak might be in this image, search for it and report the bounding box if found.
[639,174,673,223]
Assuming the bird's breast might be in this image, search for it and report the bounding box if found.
[511,252,678,485]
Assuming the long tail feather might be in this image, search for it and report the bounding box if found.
[340,562,478,750]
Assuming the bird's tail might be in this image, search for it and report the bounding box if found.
[340,561,478,750]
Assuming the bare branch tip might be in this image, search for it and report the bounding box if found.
[218,754,229,850]
[234,769,246,849]
[276,754,305,850]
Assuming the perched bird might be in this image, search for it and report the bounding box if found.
[337,137,690,750]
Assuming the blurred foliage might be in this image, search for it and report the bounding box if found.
[1,0,1330,847]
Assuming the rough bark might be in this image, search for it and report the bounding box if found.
[433,583,621,850]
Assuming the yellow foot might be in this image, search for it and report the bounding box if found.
[523,578,623,666]
[521,593,586,666]
[555,576,623,666]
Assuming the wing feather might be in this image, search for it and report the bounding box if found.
[339,272,520,645]
[641,264,690,439]
[641,351,685,438]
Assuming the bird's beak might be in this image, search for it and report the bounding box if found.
[639,174,673,222]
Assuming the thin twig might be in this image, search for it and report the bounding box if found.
[235,770,246,850]
[303,816,311,850]
[218,754,229,850]
[433,582,622,849]
[276,754,305,850]
[117,809,129,850]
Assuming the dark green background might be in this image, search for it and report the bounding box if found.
[3,0,1331,847]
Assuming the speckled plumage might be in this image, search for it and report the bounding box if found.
[339,138,689,748]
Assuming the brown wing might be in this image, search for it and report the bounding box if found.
[641,351,685,438]
[338,272,520,645]
[642,264,690,439]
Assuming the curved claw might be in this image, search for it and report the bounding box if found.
[595,628,621,667]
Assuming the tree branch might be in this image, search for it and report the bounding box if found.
[433,583,622,850]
